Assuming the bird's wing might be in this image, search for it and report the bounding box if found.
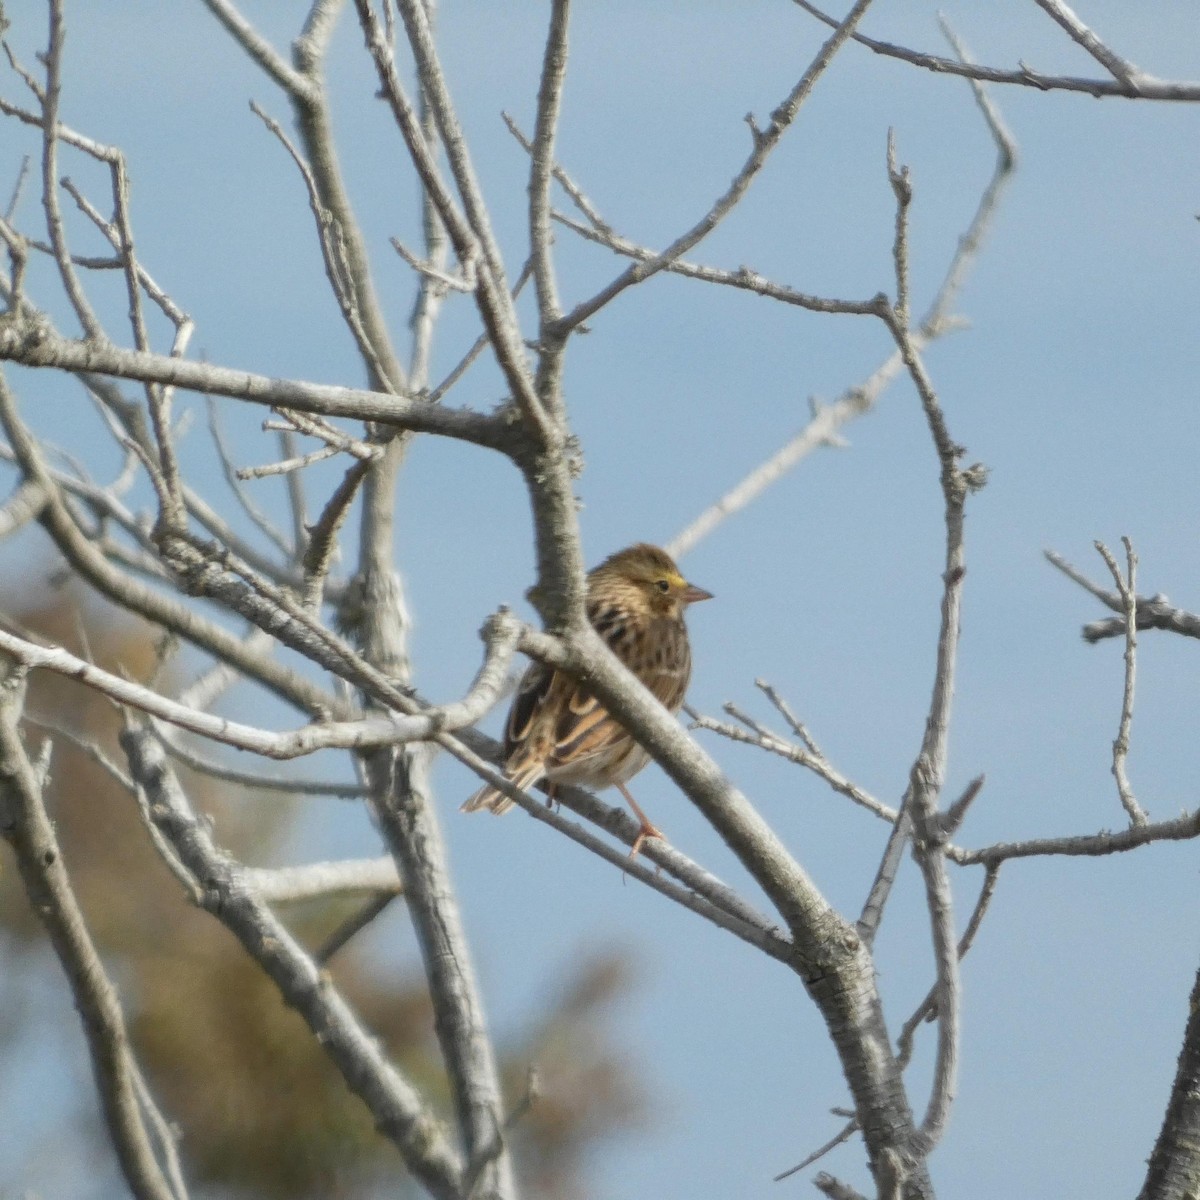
[505,660,617,773]
[553,682,620,764]
[462,662,553,814]
[504,658,555,760]
[514,606,690,769]
[553,654,686,766]
[544,598,631,765]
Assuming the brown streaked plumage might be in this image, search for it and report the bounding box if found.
[463,543,712,855]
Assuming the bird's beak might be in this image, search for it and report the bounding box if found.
[683,583,714,605]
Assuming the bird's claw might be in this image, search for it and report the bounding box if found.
[629,821,666,860]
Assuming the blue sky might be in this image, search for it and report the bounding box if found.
[2,2,1200,1197]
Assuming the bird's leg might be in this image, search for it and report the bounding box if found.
[616,782,665,858]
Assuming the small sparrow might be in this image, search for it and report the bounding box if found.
[463,543,712,855]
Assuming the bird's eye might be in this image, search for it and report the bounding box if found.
[656,579,671,593]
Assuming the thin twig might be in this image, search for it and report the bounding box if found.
[427,258,534,403]
[528,0,571,328]
[132,1064,189,1200]
[878,139,974,1160]
[887,129,911,327]
[813,1173,869,1200]
[938,774,985,837]
[236,442,340,480]
[251,100,399,393]
[553,209,884,318]
[4,155,32,222]
[58,176,194,340]
[668,28,1016,558]
[200,0,311,94]
[391,234,476,292]
[773,1116,860,1182]
[279,427,309,560]
[356,0,547,440]
[153,724,366,797]
[1095,538,1147,826]
[302,457,371,612]
[1028,0,1142,86]
[1045,551,1200,644]
[897,865,1001,1066]
[857,800,912,944]
[502,111,609,231]
[264,406,381,459]
[204,397,299,557]
[39,1,103,338]
[551,0,877,334]
[951,810,1200,866]
[408,74,452,390]
[790,0,1195,99]
[315,891,401,965]
[689,706,897,824]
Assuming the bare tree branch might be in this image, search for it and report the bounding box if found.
[0,327,509,448]
[668,22,1016,559]
[37,1,102,338]
[153,725,366,798]
[791,0,1200,100]
[0,373,344,715]
[510,618,933,1195]
[1028,0,1143,87]
[119,722,465,1197]
[1095,538,1148,826]
[897,864,1001,1067]
[200,0,311,95]
[870,133,988,1163]
[250,99,398,392]
[0,677,182,1200]
[4,4,1193,1196]
[551,0,878,335]
[354,0,547,441]
[466,760,797,962]
[242,855,402,902]
[1137,954,1200,1200]
[528,0,570,330]
[205,0,408,393]
[0,609,518,758]
[551,209,887,317]
[689,701,897,824]
[1046,549,1200,644]
[951,811,1200,867]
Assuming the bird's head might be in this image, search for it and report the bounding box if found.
[591,543,713,620]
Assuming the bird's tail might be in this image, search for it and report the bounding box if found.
[462,761,542,816]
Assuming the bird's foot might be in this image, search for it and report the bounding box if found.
[616,782,665,860]
[629,819,666,860]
